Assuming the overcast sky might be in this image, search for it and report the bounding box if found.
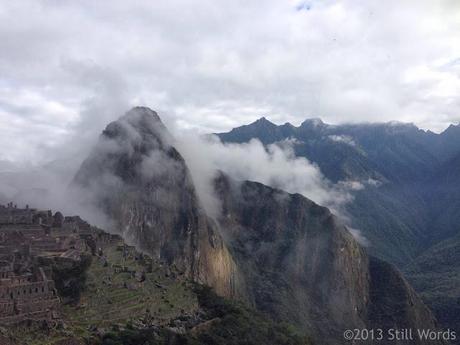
[1,0,460,163]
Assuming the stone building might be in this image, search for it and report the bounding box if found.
[53,212,64,228]
[0,266,59,324]
[63,216,92,234]
[0,202,54,227]
[0,203,35,225]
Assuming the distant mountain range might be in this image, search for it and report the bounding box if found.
[216,116,460,339]
[72,107,445,344]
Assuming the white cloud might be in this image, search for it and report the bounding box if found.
[347,227,370,247]
[328,135,356,147]
[0,0,459,162]
[176,134,357,218]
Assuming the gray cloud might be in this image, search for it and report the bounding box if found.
[0,0,460,163]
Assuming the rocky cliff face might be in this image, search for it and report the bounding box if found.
[73,107,441,345]
[214,173,438,344]
[73,107,240,297]
[214,174,369,341]
[216,117,460,338]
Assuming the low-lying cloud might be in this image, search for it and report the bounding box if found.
[0,107,371,245]
[328,134,356,147]
[177,134,359,219]
[0,159,110,228]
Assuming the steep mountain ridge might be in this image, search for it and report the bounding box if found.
[436,124,460,161]
[216,117,460,263]
[214,173,437,343]
[73,107,442,345]
[73,107,241,298]
[216,116,460,341]
[214,173,370,340]
[218,117,445,183]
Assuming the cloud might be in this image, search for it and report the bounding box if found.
[0,107,179,230]
[0,159,111,228]
[328,135,356,147]
[0,108,368,244]
[1,0,460,162]
[347,226,370,247]
[176,134,357,218]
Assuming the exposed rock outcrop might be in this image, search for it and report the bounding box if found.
[214,173,439,344]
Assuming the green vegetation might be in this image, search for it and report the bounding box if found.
[404,233,460,337]
[97,285,313,345]
[62,244,197,337]
[7,240,198,345]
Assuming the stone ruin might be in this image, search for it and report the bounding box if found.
[0,202,35,225]
[62,216,91,234]
[0,202,98,326]
[0,263,59,325]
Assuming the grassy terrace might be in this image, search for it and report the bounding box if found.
[63,244,198,334]
[8,239,199,345]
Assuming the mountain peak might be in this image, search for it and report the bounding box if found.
[103,106,171,146]
[252,116,276,127]
[73,108,238,298]
[385,120,417,128]
[126,106,159,117]
[121,106,163,129]
[442,123,460,135]
[300,118,325,128]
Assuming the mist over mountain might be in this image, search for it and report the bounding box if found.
[70,107,442,344]
[217,116,460,257]
[217,115,460,341]
[0,106,457,344]
[72,107,240,298]
[2,1,460,344]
